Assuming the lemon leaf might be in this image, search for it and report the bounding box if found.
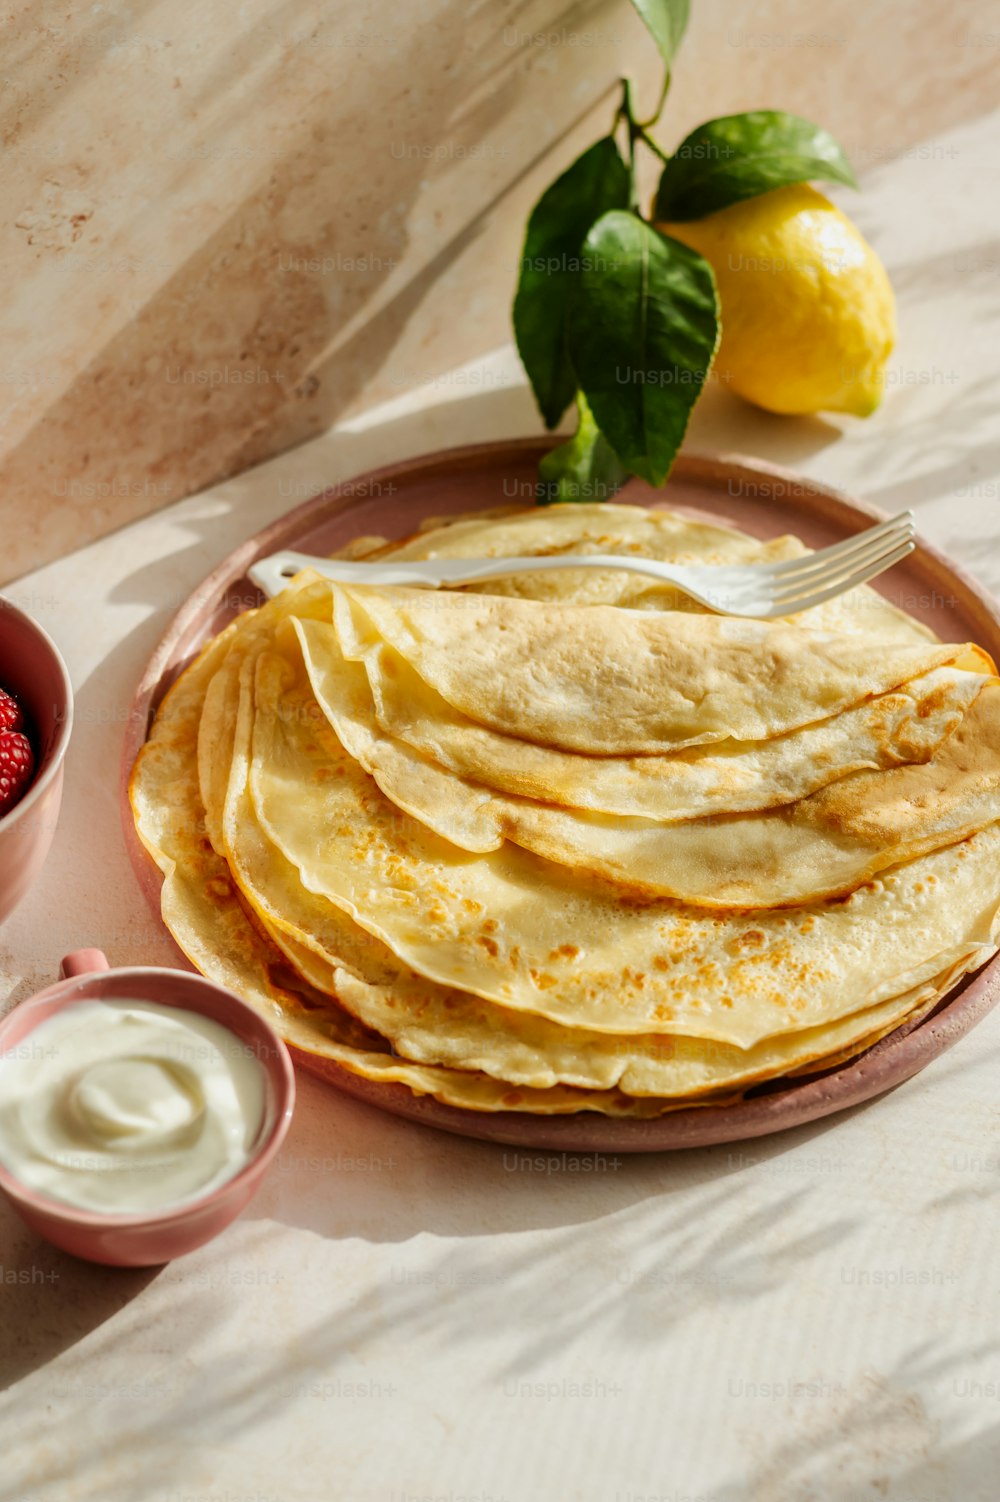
[537,392,629,505]
[628,0,691,70]
[567,211,719,487]
[655,110,858,221]
[514,137,630,430]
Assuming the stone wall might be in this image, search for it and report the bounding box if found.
[2,0,995,580]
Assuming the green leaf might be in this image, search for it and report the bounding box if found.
[513,137,630,430]
[567,210,719,487]
[654,110,858,221]
[537,392,629,505]
[629,0,690,70]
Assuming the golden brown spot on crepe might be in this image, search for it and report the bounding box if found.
[730,929,767,953]
[917,680,954,717]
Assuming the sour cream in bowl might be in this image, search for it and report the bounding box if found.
[0,951,294,1265]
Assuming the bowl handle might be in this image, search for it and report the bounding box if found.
[59,949,111,980]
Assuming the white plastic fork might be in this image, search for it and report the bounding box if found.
[248,511,915,619]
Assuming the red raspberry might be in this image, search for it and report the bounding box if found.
[0,686,23,733]
[0,729,34,816]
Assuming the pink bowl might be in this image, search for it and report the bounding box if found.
[0,950,295,1266]
[0,596,73,923]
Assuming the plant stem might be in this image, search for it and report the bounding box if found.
[637,70,671,130]
[619,78,640,211]
[638,129,670,164]
[617,73,671,214]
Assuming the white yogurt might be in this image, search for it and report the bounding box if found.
[0,1000,266,1213]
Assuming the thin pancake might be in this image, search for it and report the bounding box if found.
[370,502,938,641]
[294,616,1000,907]
[333,584,990,754]
[128,602,689,1115]
[197,577,336,848]
[247,641,1000,1047]
[216,644,977,1096]
[346,627,986,820]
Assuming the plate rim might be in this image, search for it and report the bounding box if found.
[118,440,1000,1152]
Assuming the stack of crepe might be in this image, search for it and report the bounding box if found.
[130,503,1000,1116]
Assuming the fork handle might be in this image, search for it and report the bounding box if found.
[248,548,683,598]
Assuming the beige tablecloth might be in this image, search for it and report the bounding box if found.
[2,104,1000,1502]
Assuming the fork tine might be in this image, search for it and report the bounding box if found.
[708,519,912,606]
[768,537,915,610]
[765,538,916,615]
[767,526,915,604]
[762,513,913,579]
[766,513,913,579]
[715,524,914,610]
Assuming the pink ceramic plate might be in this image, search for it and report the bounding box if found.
[120,442,1000,1151]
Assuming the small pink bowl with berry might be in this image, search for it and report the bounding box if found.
[0,596,73,924]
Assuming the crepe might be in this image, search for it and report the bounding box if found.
[197,579,336,851]
[128,603,698,1116]
[294,615,999,906]
[247,639,1000,1047]
[333,584,990,755]
[368,501,938,641]
[129,500,1000,1118]
[336,626,984,820]
[205,637,976,1095]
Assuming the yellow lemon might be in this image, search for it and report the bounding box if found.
[659,184,895,417]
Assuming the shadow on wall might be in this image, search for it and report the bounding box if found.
[5,0,998,585]
[0,0,637,582]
